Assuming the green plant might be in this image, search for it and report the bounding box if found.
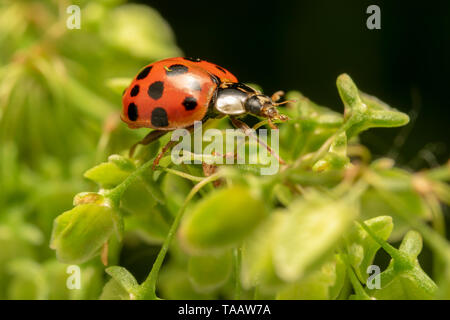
[1,0,448,300]
[50,73,450,300]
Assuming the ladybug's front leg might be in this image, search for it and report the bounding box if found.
[129,130,168,158]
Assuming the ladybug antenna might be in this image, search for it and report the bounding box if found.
[274,99,297,106]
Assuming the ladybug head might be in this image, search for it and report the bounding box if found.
[244,94,288,122]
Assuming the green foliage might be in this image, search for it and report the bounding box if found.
[0,0,449,301]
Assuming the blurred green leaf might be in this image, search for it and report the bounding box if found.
[179,186,266,254]
[276,255,346,300]
[99,4,181,59]
[187,251,233,293]
[273,194,357,282]
[241,212,285,292]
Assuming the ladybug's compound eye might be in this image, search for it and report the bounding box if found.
[244,96,263,115]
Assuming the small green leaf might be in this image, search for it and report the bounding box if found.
[187,251,232,293]
[84,155,135,189]
[179,186,266,254]
[105,266,139,298]
[273,194,357,281]
[313,131,349,172]
[345,216,393,283]
[50,203,120,264]
[336,74,409,138]
[100,279,132,300]
[365,230,438,299]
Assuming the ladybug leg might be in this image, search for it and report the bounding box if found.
[152,139,179,169]
[271,90,285,102]
[230,117,286,165]
[152,124,196,169]
[129,130,168,158]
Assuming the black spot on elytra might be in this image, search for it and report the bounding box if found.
[182,96,198,111]
[151,107,169,127]
[147,81,164,100]
[165,64,189,76]
[130,84,139,97]
[136,66,152,80]
[128,103,138,121]
[210,74,220,85]
[183,57,202,62]
[215,65,226,73]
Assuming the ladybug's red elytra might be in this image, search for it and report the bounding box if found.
[121,57,289,165]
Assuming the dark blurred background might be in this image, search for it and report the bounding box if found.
[135,0,449,168]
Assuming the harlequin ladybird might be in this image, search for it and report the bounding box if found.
[121,57,289,164]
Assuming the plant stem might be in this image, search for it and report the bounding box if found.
[104,158,155,206]
[157,166,205,182]
[358,221,411,267]
[137,172,222,300]
[340,252,372,300]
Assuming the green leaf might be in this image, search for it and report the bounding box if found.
[282,91,343,159]
[99,4,181,60]
[100,279,132,300]
[276,256,345,300]
[187,251,232,293]
[158,266,214,300]
[273,194,357,282]
[7,259,48,300]
[84,155,135,189]
[286,91,344,129]
[241,212,285,292]
[365,230,438,299]
[105,266,139,299]
[179,186,266,254]
[361,167,431,240]
[50,203,120,264]
[312,131,349,172]
[336,74,409,138]
[345,216,393,283]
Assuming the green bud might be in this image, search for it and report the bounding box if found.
[50,203,121,264]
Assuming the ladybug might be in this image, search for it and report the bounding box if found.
[121,57,288,165]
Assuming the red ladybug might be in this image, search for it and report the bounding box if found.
[121,57,288,164]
